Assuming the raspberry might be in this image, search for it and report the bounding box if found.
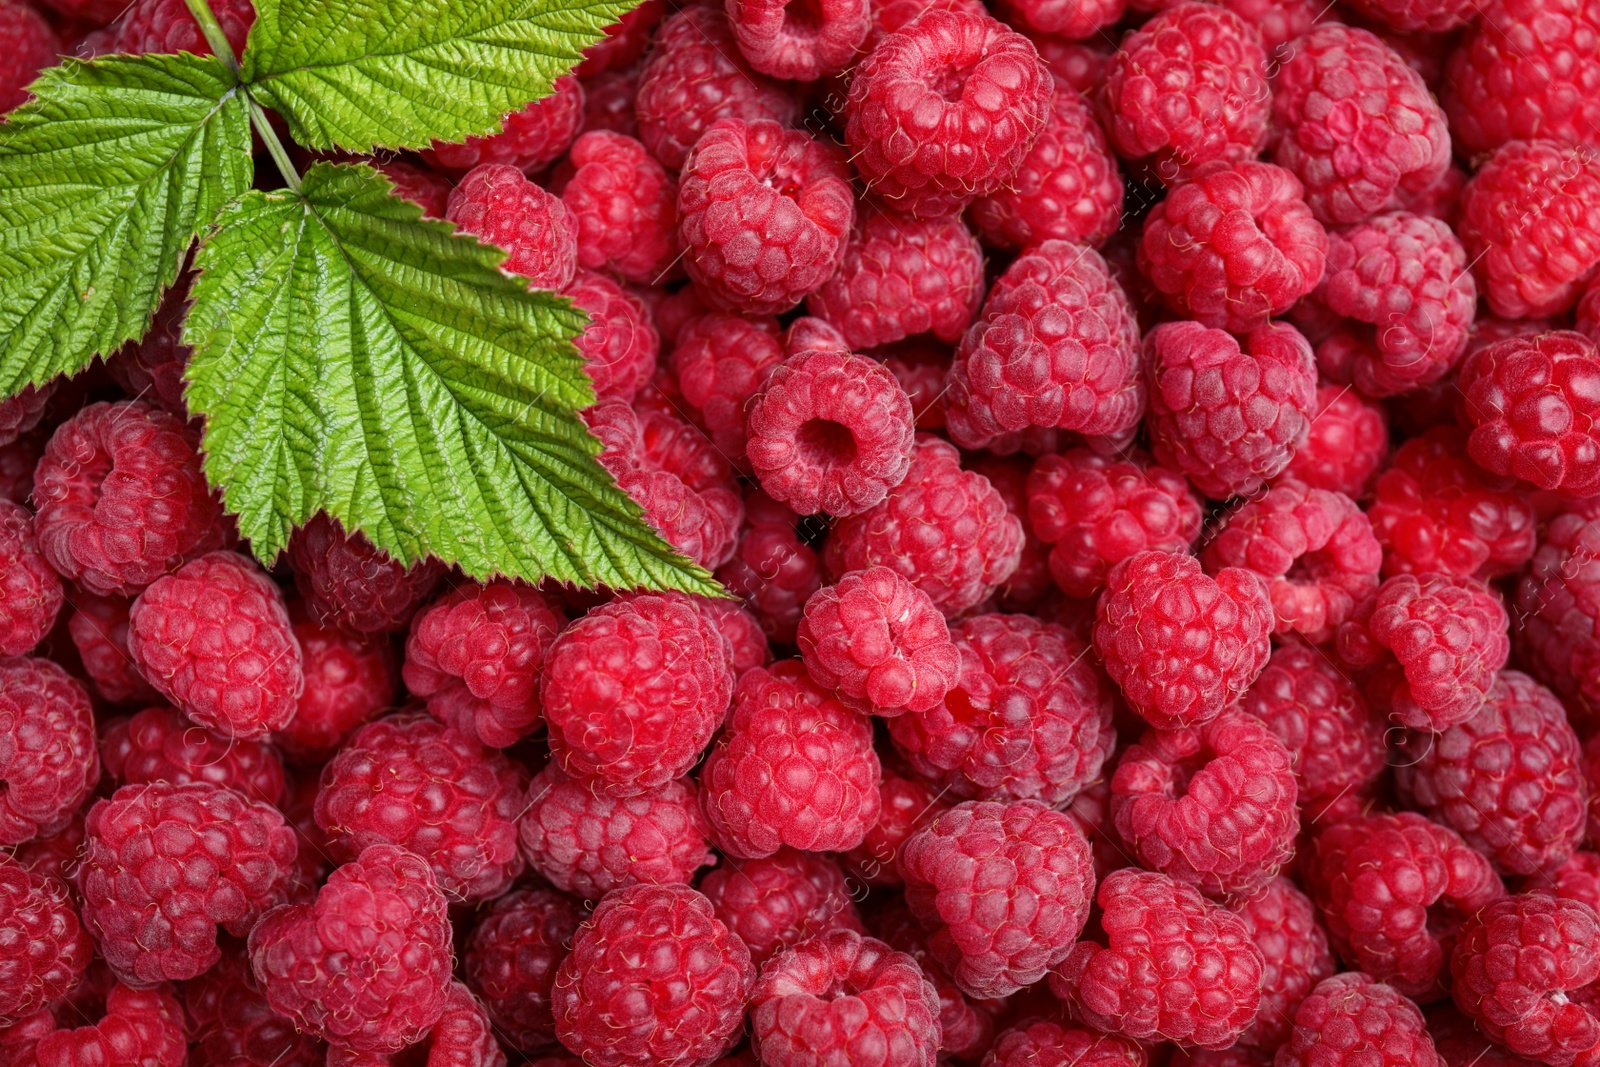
[92,0,252,56]
[445,165,577,290]
[187,956,327,1067]
[250,844,453,1055]
[556,131,679,286]
[699,661,880,857]
[372,159,452,220]
[0,856,91,1027]
[1285,384,1390,497]
[519,765,712,899]
[1233,877,1336,1052]
[946,241,1143,451]
[871,902,1003,1059]
[1337,572,1510,731]
[1201,479,1381,643]
[716,491,822,644]
[1277,973,1439,1067]
[126,551,303,740]
[34,400,223,598]
[1450,894,1600,1066]
[0,0,57,115]
[985,1018,1147,1067]
[1305,211,1475,396]
[463,886,583,1053]
[749,930,940,1067]
[564,269,658,402]
[14,982,188,1067]
[0,658,98,847]
[825,436,1025,616]
[1394,671,1587,878]
[745,348,915,518]
[1239,643,1387,810]
[1100,4,1271,186]
[1517,504,1600,705]
[841,767,949,887]
[700,847,865,966]
[81,781,296,984]
[726,0,868,80]
[695,599,771,678]
[584,67,646,143]
[1459,140,1600,320]
[844,10,1052,218]
[577,0,663,75]
[1094,550,1273,732]
[401,579,564,749]
[670,312,784,468]
[4,810,85,887]
[1269,25,1449,226]
[888,612,1115,806]
[1309,812,1506,1000]
[0,383,51,449]
[553,883,754,1067]
[999,0,1123,38]
[324,981,501,1067]
[1533,852,1600,914]
[423,76,583,175]
[805,212,985,351]
[898,799,1094,999]
[1143,320,1317,499]
[102,704,287,805]
[276,619,395,763]
[286,513,443,638]
[1049,867,1265,1048]
[1443,0,1600,156]
[1429,1004,1547,1067]
[862,0,984,50]
[0,502,58,659]
[315,711,526,902]
[678,119,853,316]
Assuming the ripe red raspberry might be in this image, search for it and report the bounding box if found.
[1535,851,1600,914]
[946,241,1143,451]
[726,0,868,80]
[670,312,784,468]
[519,765,712,899]
[0,658,99,847]
[1239,643,1387,811]
[899,799,1094,999]
[126,551,303,740]
[700,847,865,966]
[3,812,84,891]
[699,661,879,857]
[1309,812,1506,1000]
[275,619,395,763]
[998,0,1124,38]
[1030,32,1112,91]
[745,348,915,518]
[1100,4,1270,185]
[1094,550,1273,731]
[1277,973,1439,1067]
[577,0,663,75]
[1050,867,1264,1048]
[105,278,189,419]
[553,883,754,1067]
[0,856,91,1027]
[402,579,564,749]
[287,513,442,638]
[989,1019,1148,1067]
[0,382,50,449]
[841,767,949,887]
[1517,504,1600,705]
[0,502,59,659]
[1270,25,1449,226]
[716,490,822,643]
[563,269,658,402]
[556,131,678,286]
[90,0,252,56]
[185,948,326,1067]
[1286,384,1389,497]
[314,711,526,901]
[423,76,583,175]
[826,436,1025,616]
[844,10,1052,218]
[1337,572,1510,731]
[0,0,56,114]
[1202,479,1381,644]
[102,704,287,805]
[694,598,771,677]
[634,6,800,172]
[805,212,984,351]
[1459,140,1600,320]
[81,781,296,985]
[11,982,188,1067]
[1443,0,1600,156]
[372,158,452,220]
[1395,671,1587,878]
[1138,161,1326,334]
[34,400,223,598]
[1342,0,1475,30]
[889,612,1116,805]
[1449,894,1600,1066]
[1144,320,1317,499]
[464,886,583,1053]
[445,165,577,290]
[1429,1004,1546,1067]
[323,981,501,1067]
[678,119,853,316]
[1112,713,1298,901]
[1233,877,1336,1052]
[250,844,453,1055]
[871,901,1003,1059]
[749,929,939,1067]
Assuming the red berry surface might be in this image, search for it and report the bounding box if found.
[463,886,583,1053]
[1276,973,1439,1067]
[0,657,99,846]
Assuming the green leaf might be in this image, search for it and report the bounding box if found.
[241,0,639,153]
[0,53,252,393]
[184,161,716,594]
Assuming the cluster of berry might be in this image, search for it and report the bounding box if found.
[5,0,1600,1064]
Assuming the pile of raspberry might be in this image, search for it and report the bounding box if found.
[7,0,1600,1064]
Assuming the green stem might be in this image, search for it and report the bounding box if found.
[181,0,238,73]
[248,100,302,192]
[182,0,301,192]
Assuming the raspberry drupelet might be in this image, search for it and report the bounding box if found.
[556,130,679,286]
[1277,973,1440,1067]
[1049,867,1265,1049]
[1286,384,1389,497]
[700,848,865,966]
[0,854,92,1026]
[127,551,304,740]
[844,10,1053,219]
[0,657,98,847]
[1094,550,1274,732]
[552,883,755,1067]
[463,886,584,1052]
[725,0,869,80]
[286,512,442,638]
[102,703,287,805]
[424,76,584,175]
[276,619,395,763]
[445,165,578,290]
[1233,877,1337,1052]
[7,982,189,1067]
